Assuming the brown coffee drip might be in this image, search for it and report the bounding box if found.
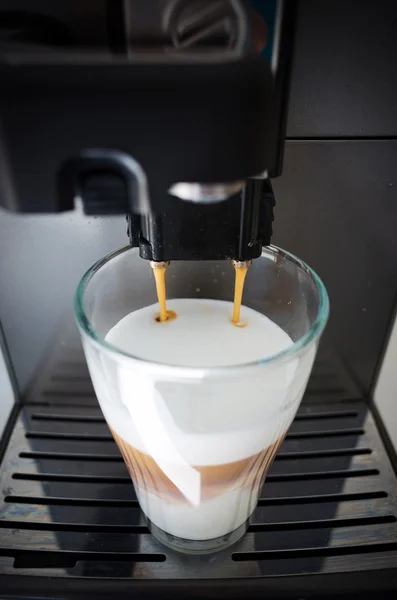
[155,310,177,323]
[150,261,171,322]
[151,259,252,328]
[110,426,285,505]
[232,260,251,327]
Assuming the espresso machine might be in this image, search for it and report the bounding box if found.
[1,0,397,597]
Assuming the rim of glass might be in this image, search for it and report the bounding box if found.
[74,245,329,376]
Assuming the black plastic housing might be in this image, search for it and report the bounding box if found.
[0,57,273,215]
[127,179,275,262]
[0,1,296,215]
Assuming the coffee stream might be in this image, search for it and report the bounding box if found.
[232,262,250,327]
[151,260,250,326]
[151,262,168,321]
[150,261,177,323]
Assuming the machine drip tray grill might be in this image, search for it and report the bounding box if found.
[1,340,397,596]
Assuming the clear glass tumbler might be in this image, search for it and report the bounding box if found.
[74,246,329,554]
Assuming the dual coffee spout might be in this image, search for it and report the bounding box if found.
[128,178,274,324]
[128,178,275,264]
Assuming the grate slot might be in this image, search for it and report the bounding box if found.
[22,428,366,444]
[3,472,382,506]
[26,432,115,441]
[287,428,364,439]
[18,446,373,462]
[275,448,371,459]
[12,473,130,484]
[19,451,123,461]
[294,410,358,420]
[15,457,378,481]
[31,413,105,422]
[265,469,379,482]
[0,549,166,569]
[4,486,389,506]
[0,521,148,533]
[247,515,396,532]
[0,516,394,536]
[4,495,140,507]
[257,491,388,506]
[232,542,397,562]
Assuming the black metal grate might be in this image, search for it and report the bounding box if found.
[1,332,397,596]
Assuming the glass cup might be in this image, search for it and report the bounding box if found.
[74,246,329,554]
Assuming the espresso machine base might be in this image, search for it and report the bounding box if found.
[1,326,397,597]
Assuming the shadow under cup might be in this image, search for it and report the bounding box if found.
[74,246,329,554]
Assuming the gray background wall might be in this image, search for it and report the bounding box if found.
[0,0,396,395]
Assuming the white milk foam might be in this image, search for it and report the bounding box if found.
[86,299,314,540]
[106,298,292,367]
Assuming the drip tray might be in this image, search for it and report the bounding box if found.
[2,402,397,595]
[1,337,397,596]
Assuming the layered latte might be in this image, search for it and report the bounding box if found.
[84,299,309,541]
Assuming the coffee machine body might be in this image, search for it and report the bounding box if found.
[0,0,294,263]
[1,0,397,596]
